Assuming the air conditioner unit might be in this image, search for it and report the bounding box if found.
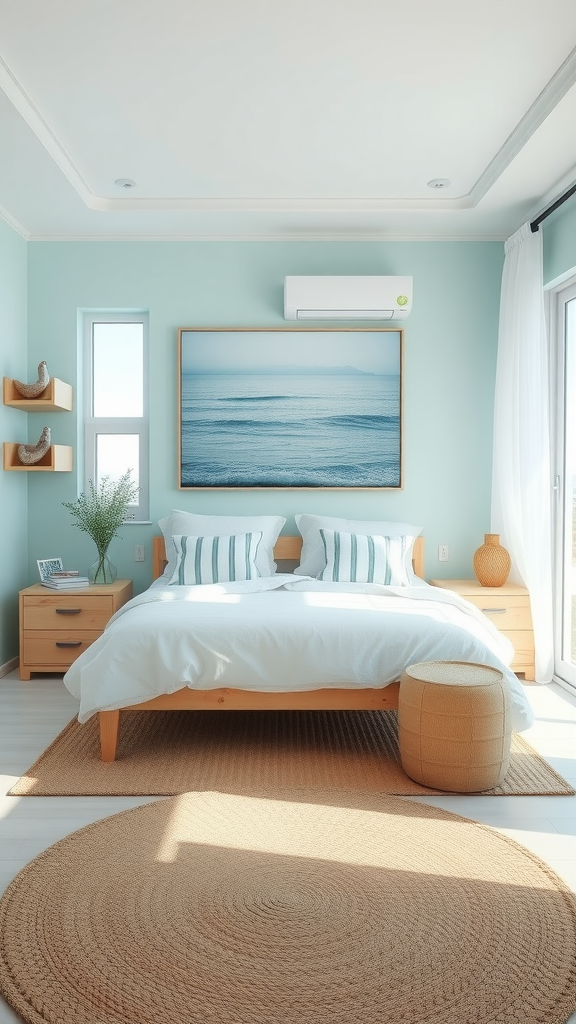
[284,275,413,321]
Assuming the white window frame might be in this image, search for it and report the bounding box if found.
[83,312,150,523]
[550,278,576,694]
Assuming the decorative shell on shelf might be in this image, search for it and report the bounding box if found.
[17,426,51,465]
[13,361,50,399]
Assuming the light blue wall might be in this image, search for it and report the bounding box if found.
[543,198,576,286]
[0,219,28,665]
[24,240,504,599]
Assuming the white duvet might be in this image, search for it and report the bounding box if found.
[63,575,533,731]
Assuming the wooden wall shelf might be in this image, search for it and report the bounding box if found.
[3,377,73,411]
[3,442,73,472]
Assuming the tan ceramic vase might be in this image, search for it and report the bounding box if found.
[473,533,511,587]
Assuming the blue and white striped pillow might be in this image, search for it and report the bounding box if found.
[318,529,415,586]
[169,532,263,585]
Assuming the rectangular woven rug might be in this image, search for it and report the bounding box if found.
[8,708,574,797]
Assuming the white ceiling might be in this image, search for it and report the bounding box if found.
[1,0,576,241]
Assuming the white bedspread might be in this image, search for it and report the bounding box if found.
[63,576,533,731]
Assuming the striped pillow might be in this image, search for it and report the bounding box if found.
[318,529,415,586]
[169,532,263,585]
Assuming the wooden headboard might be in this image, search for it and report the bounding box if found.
[152,535,425,581]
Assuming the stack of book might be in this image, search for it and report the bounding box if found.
[41,570,90,590]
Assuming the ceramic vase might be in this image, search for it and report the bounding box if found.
[89,551,117,585]
[473,534,511,587]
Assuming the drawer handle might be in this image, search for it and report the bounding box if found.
[55,608,82,615]
[55,641,83,648]
[482,608,506,614]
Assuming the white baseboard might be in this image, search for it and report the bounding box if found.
[0,657,18,678]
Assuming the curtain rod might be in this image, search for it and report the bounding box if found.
[530,181,576,232]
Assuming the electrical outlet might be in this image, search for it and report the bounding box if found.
[134,544,145,562]
[438,544,449,562]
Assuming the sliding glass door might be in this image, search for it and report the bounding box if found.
[553,280,576,688]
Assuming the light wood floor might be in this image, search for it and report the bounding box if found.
[1,670,575,1024]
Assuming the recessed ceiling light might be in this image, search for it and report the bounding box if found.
[427,178,451,189]
[114,178,137,189]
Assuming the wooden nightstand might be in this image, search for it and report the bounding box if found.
[429,579,535,680]
[19,579,133,680]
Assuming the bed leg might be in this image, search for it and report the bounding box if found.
[99,710,120,762]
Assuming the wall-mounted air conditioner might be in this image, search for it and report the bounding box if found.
[284,275,413,321]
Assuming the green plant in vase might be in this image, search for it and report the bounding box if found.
[63,471,139,584]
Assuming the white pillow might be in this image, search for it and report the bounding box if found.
[317,529,414,586]
[294,514,422,578]
[169,532,262,585]
[158,511,285,581]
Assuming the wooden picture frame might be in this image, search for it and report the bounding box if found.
[178,327,403,489]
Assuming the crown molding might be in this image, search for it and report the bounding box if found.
[0,54,93,204]
[26,231,507,243]
[84,195,474,213]
[0,202,29,238]
[469,44,576,205]
[522,166,576,229]
[3,41,575,219]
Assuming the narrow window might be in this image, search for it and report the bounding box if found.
[84,314,149,522]
[552,279,576,692]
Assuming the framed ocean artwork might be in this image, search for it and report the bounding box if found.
[178,327,403,489]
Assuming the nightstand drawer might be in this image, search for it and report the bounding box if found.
[429,579,535,680]
[19,580,132,680]
[460,596,532,630]
[22,596,114,631]
[504,630,535,666]
[22,631,101,668]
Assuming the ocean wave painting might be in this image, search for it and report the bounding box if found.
[179,329,402,488]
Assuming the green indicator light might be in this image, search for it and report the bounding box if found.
[397,295,408,306]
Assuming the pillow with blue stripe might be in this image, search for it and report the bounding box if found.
[169,532,263,585]
[317,529,416,586]
[159,511,285,581]
[294,514,422,581]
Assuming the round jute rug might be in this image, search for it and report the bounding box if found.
[1,792,575,1024]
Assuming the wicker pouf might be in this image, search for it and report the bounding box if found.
[398,661,512,792]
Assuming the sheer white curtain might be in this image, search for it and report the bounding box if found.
[491,222,554,682]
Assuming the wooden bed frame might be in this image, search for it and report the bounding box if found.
[98,535,425,761]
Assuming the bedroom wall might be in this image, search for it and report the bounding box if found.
[0,218,28,668]
[542,198,576,286]
[24,239,504,600]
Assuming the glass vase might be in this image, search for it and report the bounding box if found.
[89,550,117,585]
